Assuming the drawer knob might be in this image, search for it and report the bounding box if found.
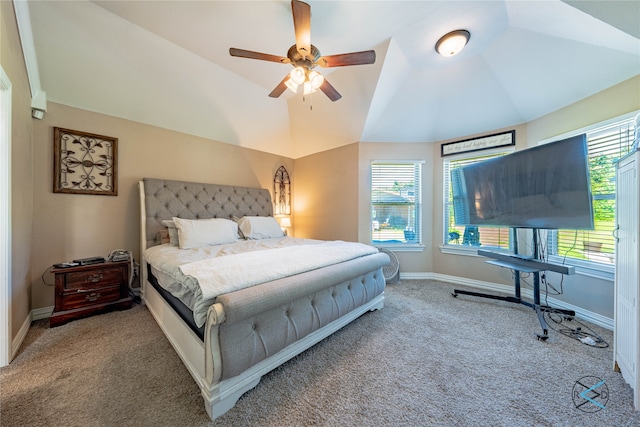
[86,292,101,302]
[87,273,103,283]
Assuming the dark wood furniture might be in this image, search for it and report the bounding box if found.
[50,261,133,327]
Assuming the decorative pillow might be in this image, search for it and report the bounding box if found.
[236,216,284,240]
[231,215,246,239]
[172,217,238,249]
[158,228,171,244]
[161,220,179,246]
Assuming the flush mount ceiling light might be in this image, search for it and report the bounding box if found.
[435,30,470,57]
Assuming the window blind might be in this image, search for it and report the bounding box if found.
[443,152,510,249]
[371,162,422,245]
[554,118,635,263]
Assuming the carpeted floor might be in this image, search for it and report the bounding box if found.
[1,280,638,426]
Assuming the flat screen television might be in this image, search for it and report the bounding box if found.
[451,134,594,230]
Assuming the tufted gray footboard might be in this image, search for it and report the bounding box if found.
[214,252,388,380]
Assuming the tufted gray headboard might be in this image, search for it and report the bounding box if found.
[140,178,273,250]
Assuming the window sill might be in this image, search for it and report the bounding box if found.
[439,244,491,257]
[547,255,614,282]
[374,243,425,252]
[440,245,614,282]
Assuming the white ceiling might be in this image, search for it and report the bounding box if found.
[24,0,640,158]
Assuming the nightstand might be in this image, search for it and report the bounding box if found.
[50,260,133,327]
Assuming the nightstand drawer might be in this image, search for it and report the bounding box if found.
[60,285,121,311]
[64,267,125,290]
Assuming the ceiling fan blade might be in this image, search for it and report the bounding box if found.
[316,50,376,68]
[229,48,290,64]
[319,78,342,102]
[269,75,289,98]
[291,0,311,58]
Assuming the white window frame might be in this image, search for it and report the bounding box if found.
[370,160,424,251]
[539,111,638,280]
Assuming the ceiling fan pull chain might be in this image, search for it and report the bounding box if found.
[304,93,313,110]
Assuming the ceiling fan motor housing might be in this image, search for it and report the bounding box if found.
[287,44,321,69]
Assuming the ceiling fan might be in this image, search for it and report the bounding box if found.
[229,0,376,102]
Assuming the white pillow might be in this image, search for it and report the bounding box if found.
[172,217,238,249]
[237,216,284,240]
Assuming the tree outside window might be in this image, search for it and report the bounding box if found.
[551,118,635,265]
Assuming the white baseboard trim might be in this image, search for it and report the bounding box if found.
[32,305,53,321]
[9,306,53,362]
[11,313,31,360]
[399,272,614,331]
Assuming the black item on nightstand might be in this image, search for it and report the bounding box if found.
[72,256,105,265]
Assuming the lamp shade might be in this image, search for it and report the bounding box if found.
[280,217,291,227]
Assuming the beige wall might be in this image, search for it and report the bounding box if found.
[526,76,640,145]
[2,0,35,340]
[30,102,293,310]
[293,143,359,241]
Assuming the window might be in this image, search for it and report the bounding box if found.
[546,114,636,269]
[371,161,422,246]
[443,150,512,250]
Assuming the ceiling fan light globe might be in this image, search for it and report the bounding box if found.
[285,79,299,93]
[290,67,306,85]
[308,71,324,90]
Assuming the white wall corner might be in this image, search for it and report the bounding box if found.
[31,90,47,119]
[13,1,47,119]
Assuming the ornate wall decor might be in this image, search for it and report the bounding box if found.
[273,165,291,215]
[53,127,118,196]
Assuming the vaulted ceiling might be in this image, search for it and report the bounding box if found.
[21,1,640,158]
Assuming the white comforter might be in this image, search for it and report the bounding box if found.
[144,237,378,327]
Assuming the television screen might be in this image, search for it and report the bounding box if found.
[451,134,594,230]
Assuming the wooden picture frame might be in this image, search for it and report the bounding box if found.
[441,130,515,157]
[53,127,118,196]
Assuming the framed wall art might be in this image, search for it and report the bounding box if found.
[53,127,118,196]
[273,165,291,215]
[441,130,515,157]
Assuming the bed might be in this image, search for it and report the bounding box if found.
[139,178,389,420]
